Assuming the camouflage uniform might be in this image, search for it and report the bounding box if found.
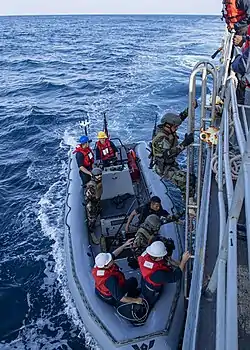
[85,180,103,231]
[152,125,187,193]
[132,224,156,258]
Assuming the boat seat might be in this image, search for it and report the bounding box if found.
[101,168,134,200]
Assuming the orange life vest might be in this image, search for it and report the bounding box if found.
[73,145,94,168]
[127,149,140,182]
[138,252,171,288]
[92,264,126,297]
[96,139,115,161]
[223,0,246,29]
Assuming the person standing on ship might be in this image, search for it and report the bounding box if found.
[223,0,250,35]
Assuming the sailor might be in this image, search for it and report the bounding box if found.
[232,35,250,105]
[151,108,197,199]
[85,167,103,244]
[92,238,142,307]
[138,241,190,306]
[132,215,161,258]
[222,0,250,35]
[73,135,94,186]
[150,236,180,268]
[129,216,179,269]
[125,196,182,233]
[95,131,118,167]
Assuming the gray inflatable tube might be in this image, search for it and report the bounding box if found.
[65,141,185,350]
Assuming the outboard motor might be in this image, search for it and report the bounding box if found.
[116,298,149,326]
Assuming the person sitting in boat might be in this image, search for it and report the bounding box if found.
[138,241,190,307]
[132,214,161,258]
[73,135,94,186]
[95,131,118,167]
[85,167,103,244]
[151,109,197,202]
[125,196,182,234]
[92,238,142,307]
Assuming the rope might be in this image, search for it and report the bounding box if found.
[116,298,150,323]
[211,151,242,183]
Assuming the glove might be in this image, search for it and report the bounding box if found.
[172,211,185,221]
[181,132,194,147]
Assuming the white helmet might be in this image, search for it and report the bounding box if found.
[95,253,112,268]
[146,241,167,258]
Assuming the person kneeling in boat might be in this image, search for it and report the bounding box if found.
[128,216,179,269]
[85,167,103,244]
[138,241,190,306]
[132,214,161,259]
[73,135,94,186]
[92,239,142,307]
[95,131,118,167]
[125,196,182,234]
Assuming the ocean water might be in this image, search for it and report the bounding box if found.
[0,15,223,349]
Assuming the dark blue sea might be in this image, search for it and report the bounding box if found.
[0,15,223,349]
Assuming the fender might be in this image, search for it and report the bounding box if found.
[127,149,140,182]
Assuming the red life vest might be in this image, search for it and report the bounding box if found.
[73,145,94,168]
[138,252,171,287]
[223,0,246,29]
[92,264,126,297]
[96,139,115,161]
[127,149,140,182]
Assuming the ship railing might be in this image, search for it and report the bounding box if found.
[205,77,250,350]
[183,68,250,349]
[183,61,217,347]
[217,30,236,98]
[184,61,217,299]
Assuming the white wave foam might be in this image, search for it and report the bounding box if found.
[36,155,99,349]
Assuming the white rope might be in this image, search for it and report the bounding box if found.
[211,152,242,183]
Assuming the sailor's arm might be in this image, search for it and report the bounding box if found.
[160,210,184,224]
[79,166,92,176]
[76,153,92,176]
[112,238,134,258]
[150,251,191,284]
[125,209,138,233]
[163,144,184,160]
[95,146,101,161]
[178,99,198,124]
